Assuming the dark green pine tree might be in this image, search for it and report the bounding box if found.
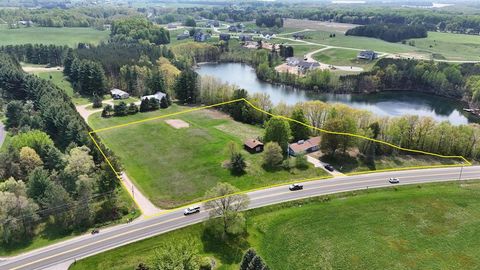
[160,96,168,109]
[140,98,150,112]
[248,255,265,270]
[240,249,257,270]
[174,68,199,104]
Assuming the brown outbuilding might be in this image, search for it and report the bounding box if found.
[244,139,264,153]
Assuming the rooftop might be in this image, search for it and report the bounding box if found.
[289,137,321,153]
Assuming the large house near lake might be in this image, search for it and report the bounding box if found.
[110,88,130,99]
[193,31,211,42]
[288,137,321,156]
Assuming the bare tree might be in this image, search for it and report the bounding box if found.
[204,183,250,236]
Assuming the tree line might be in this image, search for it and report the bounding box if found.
[0,44,68,66]
[345,24,428,42]
[110,17,170,45]
[184,72,480,161]
[0,53,132,245]
[0,6,139,29]
[255,14,284,28]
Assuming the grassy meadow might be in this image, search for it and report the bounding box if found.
[0,25,109,46]
[70,181,480,270]
[407,31,480,61]
[89,105,329,208]
[313,48,377,70]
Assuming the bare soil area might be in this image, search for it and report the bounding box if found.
[284,19,360,33]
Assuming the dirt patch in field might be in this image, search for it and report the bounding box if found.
[201,109,231,119]
[22,66,63,73]
[165,119,190,129]
[284,19,360,33]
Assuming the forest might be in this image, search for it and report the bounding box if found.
[345,24,428,42]
[0,53,132,246]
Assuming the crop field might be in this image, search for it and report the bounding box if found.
[0,25,109,46]
[71,181,480,270]
[89,105,329,208]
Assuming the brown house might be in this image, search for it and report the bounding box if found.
[244,139,264,153]
[288,136,321,156]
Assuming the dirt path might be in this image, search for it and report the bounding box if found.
[75,100,161,217]
[22,66,63,73]
[119,172,162,217]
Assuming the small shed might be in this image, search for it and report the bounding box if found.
[244,139,264,153]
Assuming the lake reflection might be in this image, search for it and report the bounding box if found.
[197,62,474,125]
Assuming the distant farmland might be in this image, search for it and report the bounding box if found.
[0,26,109,46]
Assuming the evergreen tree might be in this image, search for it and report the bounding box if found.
[114,102,128,116]
[140,98,150,112]
[290,108,310,142]
[230,152,246,174]
[127,103,139,114]
[240,249,257,270]
[149,98,160,110]
[174,68,199,104]
[102,104,113,117]
[160,96,169,108]
[92,94,102,108]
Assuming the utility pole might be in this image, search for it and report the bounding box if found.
[459,166,464,181]
[132,184,134,199]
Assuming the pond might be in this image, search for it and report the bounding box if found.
[197,62,475,125]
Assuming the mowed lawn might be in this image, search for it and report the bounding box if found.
[313,48,377,70]
[70,181,480,270]
[89,105,329,208]
[0,25,109,46]
[289,30,415,53]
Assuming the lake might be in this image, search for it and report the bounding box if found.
[197,62,475,125]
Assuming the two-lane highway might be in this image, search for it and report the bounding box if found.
[1,165,479,270]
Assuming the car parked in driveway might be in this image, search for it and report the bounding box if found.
[324,164,335,172]
[289,183,304,191]
[388,177,400,184]
[184,206,201,215]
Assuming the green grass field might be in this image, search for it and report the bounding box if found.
[34,71,75,97]
[289,30,414,53]
[279,30,480,61]
[89,105,329,208]
[313,48,377,69]
[70,181,480,270]
[0,25,109,46]
[407,31,480,61]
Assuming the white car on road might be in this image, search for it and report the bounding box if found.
[184,206,201,215]
[388,177,400,184]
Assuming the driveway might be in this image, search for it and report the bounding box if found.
[0,122,5,149]
[306,154,345,177]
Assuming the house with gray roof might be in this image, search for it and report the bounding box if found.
[141,92,166,103]
[110,88,129,99]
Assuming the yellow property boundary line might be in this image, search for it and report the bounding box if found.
[88,98,472,218]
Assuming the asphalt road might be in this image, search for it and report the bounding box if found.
[1,165,479,270]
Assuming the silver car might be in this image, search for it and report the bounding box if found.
[388,177,400,184]
[184,206,200,215]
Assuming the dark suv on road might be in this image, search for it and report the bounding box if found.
[289,183,304,191]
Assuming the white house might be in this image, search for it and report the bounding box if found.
[110,88,129,99]
[141,92,167,102]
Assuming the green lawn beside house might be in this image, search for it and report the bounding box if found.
[70,181,480,270]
